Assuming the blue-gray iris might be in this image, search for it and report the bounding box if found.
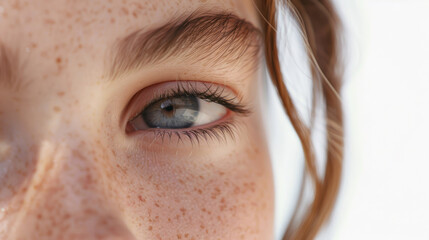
[142,96,200,129]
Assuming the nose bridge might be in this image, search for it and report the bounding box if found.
[29,138,99,201]
[8,138,136,239]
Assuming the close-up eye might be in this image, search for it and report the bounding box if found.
[128,95,227,131]
[124,81,250,139]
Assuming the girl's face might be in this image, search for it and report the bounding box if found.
[0,0,273,239]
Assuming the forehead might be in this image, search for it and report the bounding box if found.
[0,0,258,52]
[0,0,259,91]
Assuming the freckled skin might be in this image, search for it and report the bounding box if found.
[0,0,274,239]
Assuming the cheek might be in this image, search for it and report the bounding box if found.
[110,143,273,239]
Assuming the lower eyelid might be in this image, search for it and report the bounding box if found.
[144,121,238,145]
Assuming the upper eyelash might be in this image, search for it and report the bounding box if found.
[172,82,250,114]
[131,81,251,121]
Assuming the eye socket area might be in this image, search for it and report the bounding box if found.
[127,95,228,133]
[122,81,250,136]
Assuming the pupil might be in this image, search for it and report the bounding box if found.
[142,96,199,129]
[161,101,174,112]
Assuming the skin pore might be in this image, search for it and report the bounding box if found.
[0,0,274,239]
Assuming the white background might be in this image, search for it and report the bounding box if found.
[270,0,429,239]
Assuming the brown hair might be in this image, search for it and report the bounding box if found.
[256,0,344,239]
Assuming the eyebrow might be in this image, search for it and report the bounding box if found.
[107,12,262,81]
[0,12,262,89]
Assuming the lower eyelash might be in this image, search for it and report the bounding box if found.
[148,121,238,145]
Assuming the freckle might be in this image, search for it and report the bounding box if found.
[154,202,160,207]
[53,106,61,112]
[110,18,115,23]
[41,51,49,58]
[148,226,153,231]
[107,8,112,13]
[184,233,189,238]
[220,204,226,211]
[24,16,32,23]
[121,7,129,15]
[57,91,65,97]
[180,207,186,216]
[12,1,22,10]
[56,57,62,64]
[44,18,55,24]
[132,11,138,18]
[177,234,182,239]
[138,195,146,203]
[135,3,143,9]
